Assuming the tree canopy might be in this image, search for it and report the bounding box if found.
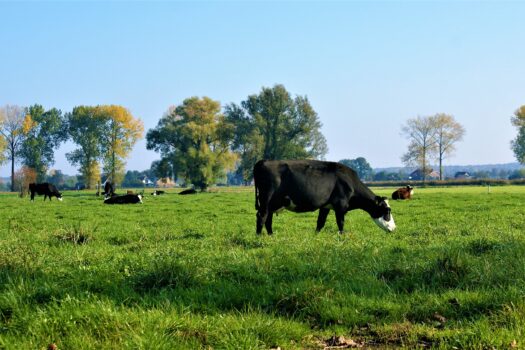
[98,105,144,185]
[66,106,108,189]
[21,104,67,182]
[401,115,438,182]
[511,106,525,164]
[225,84,327,182]
[339,157,374,181]
[147,97,237,190]
[433,113,465,180]
[0,105,27,191]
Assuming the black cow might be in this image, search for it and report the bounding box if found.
[102,180,114,199]
[253,160,396,234]
[151,190,165,196]
[179,188,197,195]
[29,183,63,202]
[103,194,143,204]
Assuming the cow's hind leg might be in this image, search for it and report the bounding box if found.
[316,208,330,232]
[256,190,273,234]
[256,209,268,234]
[264,212,274,235]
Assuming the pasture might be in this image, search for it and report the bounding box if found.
[0,186,524,349]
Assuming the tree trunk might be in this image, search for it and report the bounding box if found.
[439,155,443,181]
[10,155,15,192]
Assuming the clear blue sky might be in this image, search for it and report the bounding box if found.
[1,1,524,177]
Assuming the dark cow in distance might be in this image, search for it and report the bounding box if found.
[253,160,396,234]
[152,190,165,196]
[103,194,143,204]
[179,188,197,195]
[29,183,63,202]
[102,179,115,199]
[392,186,414,200]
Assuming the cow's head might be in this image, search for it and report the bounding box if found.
[137,194,143,203]
[372,196,395,232]
[57,192,63,201]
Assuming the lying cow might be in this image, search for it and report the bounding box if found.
[103,194,143,204]
[29,183,63,202]
[151,190,165,196]
[253,160,395,234]
[392,186,414,200]
[179,188,197,195]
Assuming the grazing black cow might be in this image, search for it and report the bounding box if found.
[392,185,414,200]
[102,180,114,199]
[151,190,165,196]
[253,160,396,234]
[179,188,197,195]
[103,194,143,204]
[29,183,63,202]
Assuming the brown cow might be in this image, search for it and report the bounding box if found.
[392,185,414,200]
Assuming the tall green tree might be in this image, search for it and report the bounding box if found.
[66,106,107,189]
[20,104,67,182]
[433,113,465,180]
[0,105,26,191]
[339,157,374,181]
[401,115,438,182]
[147,97,237,190]
[225,84,328,182]
[511,106,525,164]
[97,105,144,185]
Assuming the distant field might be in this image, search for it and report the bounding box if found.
[0,186,524,349]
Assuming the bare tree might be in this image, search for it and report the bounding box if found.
[433,113,465,180]
[401,115,438,182]
[0,105,26,191]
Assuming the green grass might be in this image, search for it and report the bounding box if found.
[0,186,524,349]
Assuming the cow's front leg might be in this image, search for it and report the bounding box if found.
[265,212,274,235]
[316,208,330,232]
[335,211,345,233]
[44,194,47,201]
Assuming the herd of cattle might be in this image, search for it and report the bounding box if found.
[28,160,415,234]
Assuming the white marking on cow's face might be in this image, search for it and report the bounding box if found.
[373,199,395,232]
[58,197,63,202]
[138,194,143,203]
[373,215,396,232]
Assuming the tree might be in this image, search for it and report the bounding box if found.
[401,116,438,182]
[511,106,525,164]
[14,166,37,197]
[150,159,174,180]
[47,169,66,188]
[339,157,374,181]
[97,105,144,185]
[0,105,26,191]
[66,106,107,189]
[20,104,67,182]
[225,84,328,182]
[433,113,465,180]
[147,97,237,190]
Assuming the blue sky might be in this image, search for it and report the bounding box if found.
[1,1,524,176]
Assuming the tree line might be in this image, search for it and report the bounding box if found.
[0,84,328,191]
[0,104,144,192]
[3,84,525,190]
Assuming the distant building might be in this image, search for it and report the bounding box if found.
[454,171,471,179]
[409,168,439,180]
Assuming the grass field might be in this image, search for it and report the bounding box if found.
[0,186,524,349]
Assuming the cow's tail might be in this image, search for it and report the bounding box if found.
[254,175,260,210]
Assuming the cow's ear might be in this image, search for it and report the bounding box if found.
[381,196,388,201]
[375,196,382,204]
